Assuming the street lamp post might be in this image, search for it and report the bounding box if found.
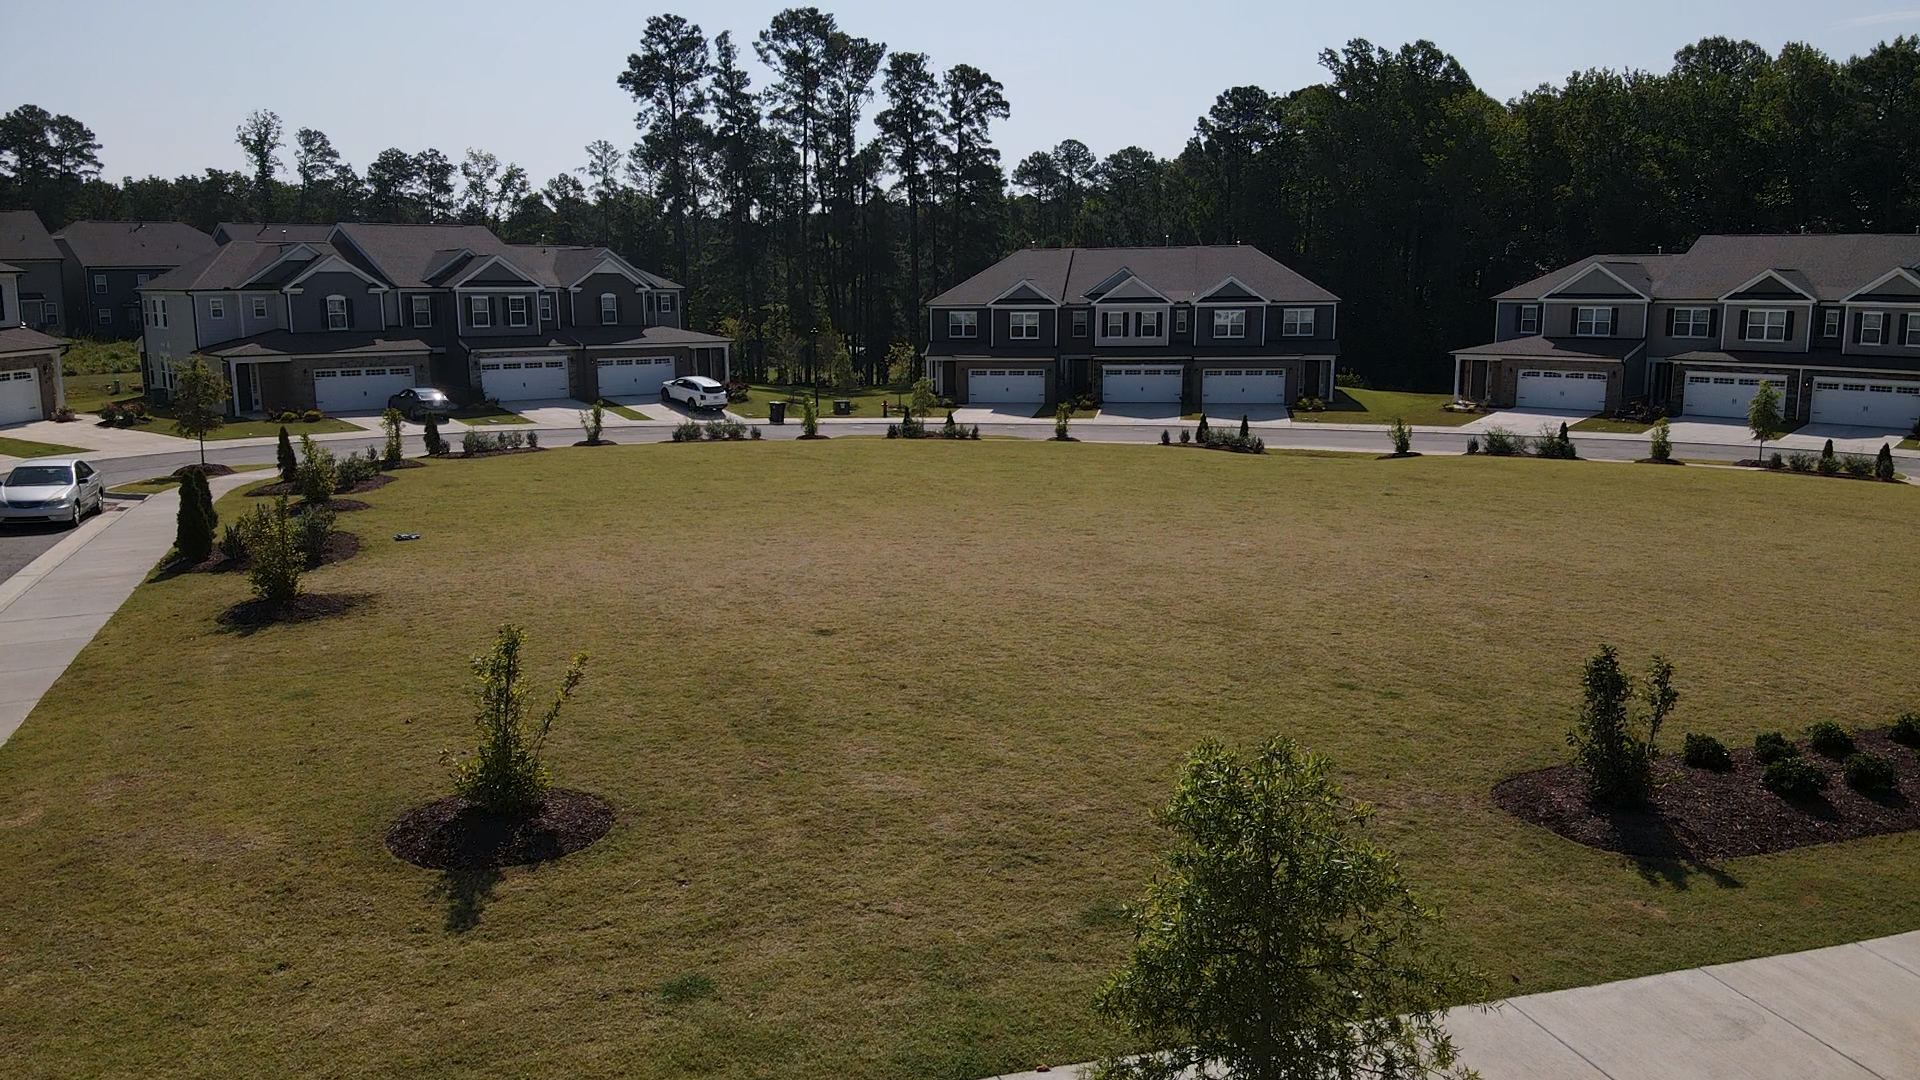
[810,326,820,409]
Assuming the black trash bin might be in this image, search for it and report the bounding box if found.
[768,400,787,425]
[833,398,852,416]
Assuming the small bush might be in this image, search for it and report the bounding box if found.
[296,436,337,504]
[1754,730,1798,765]
[527,431,539,449]
[448,624,589,815]
[302,409,323,423]
[1567,644,1654,806]
[1388,417,1412,456]
[1054,403,1072,441]
[1161,429,1171,445]
[504,430,525,450]
[1806,720,1855,758]
[423,415,447,456]
[335,450,378,488]
[802,396,819,437]
[1891,712,1920,747]
[1681,733,1732,772]
[246,496,305,607]
[1877,443,1896,481]
[1196,415,1210,441]
[1843,752,1899,795]
[1787,451,1815,473]
[1768,451,1784,470]
[704,418,748,441]
[1465,436,1479,455]
[298,505,336,565]
[1648,418,1672,462]
[219,521,248,563]
[969,424,980,440]
[580,400,605,444]
[1483,426,1518,456]
[1762,755,1828,798]
[1335,367,1366,388]
[671,419,702,442]
[381,409,404,466]
[276,426,298,483]
[750,426,763,440]
[1533,422,1578,459]
[1842,453,1875,478]
[1179,428,1191,444]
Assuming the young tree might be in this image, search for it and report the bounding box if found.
[246,496,304,608]
[1095,737,1476,1080]
[381,408,405,466]
[909,375,938,415]
[234,109,283,222]
[1747,379,1785,462]
[1567,644,1655,806]
[174,469,215,565]
[1649,417,1673,462]
[1640,653,1679,751]
[170,358,228,466]
[276,425,297,483]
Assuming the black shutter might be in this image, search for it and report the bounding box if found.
[1708,308,1719,338]
[345,298,355,327]
[1854,311,1863,344]
[1904,313,1911,346]
[1785,310,1795,340]
[1609,306,1619,336]
[1665,307,1675,335]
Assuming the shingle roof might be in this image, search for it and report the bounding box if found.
[329,223,522,288]
[1449,336,1647,361]
[53,220,215,268]
[0,211,61,263]
[137,241,327,292]
[927,245,1339,307]
[1667,346,1920,374]
[0,261,21,275]
[0,325,66,356]
[201,330,431,359]
[571,326,730,347]
[1495,235,1920,303]
[508,245,683,290]
[213,222,336,245]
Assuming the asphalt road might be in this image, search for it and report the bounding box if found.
[0,521,71,582]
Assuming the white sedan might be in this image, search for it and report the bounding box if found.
[662,376,729,411]
[0,457,106,528]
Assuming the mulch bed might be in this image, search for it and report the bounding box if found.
[458,447,545,459]
[170,532,358,575]
[173,463,237,478]
[251,473,396,499]
[216,592,363,628]
[1636,458,1685,466]
[1495,728,1920,861]
[385,789,614,871]
[301,497,372,514]
[794,433,831,440]
[573,439,617,447]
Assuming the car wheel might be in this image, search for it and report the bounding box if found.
[69,503,82,529]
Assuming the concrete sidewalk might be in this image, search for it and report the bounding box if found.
[0,474,251,746]
[983,930,1920,1080]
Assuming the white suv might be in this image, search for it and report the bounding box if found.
[662,376,729,411]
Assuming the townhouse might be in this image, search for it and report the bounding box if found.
[55,220,216,339]
[923,245,1340,412]
[0,258,66,424]
[0,210,66,335]
[1454,234,1920,429]
[136,222,729,415]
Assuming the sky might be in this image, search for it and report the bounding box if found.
[4,0,1920,187]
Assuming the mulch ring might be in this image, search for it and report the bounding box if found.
[458,447,545,459]
[216,592,364,628]
[296,497,372,514]
[173,463,237,478]
[385,789,614,871]
[251,473,394,498]
[170,532,358,575]
[1495,728,1920,861]
[572,439,617,447]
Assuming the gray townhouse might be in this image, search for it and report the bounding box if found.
[1453,234,1920,429]
[0,258,66,424]
[55,220,216,340]
[923,245,1341,413]
[136,221,729,416]
[0,210,67,336]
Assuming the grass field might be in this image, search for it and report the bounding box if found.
[1288,387,1478,426]
[1571,416,1657,434]
[3,443,1919,1079]
[62,371,142,415]
[725,383,907,419]
[0,436,86,459]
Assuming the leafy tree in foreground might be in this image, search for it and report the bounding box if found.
[450,624,589,815]
[169,359,228,466]
[1567,644,1656,806]
[1094,736,1476,1080]
[1747,380,1784,464]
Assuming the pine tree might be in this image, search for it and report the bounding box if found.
[276,426,297,483]
[174,470,214,565]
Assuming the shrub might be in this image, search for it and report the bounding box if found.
[381,409,404,467]
[802,396,819,437]
[1388,417,1412,456]
[1768,451,1784,470]
[1648,418,1672,462]
[1239,415,1250,440]
[506,430,526,450]
[1817,452,1841,476]
[296,436,337,504]
[219,521,248,563]
[909,377,938,416]
[969,424,980,440]
[246,496,305,607]
[1806,720,1855,758]
[1892,712,1920,747]
[423,415,447,457]
[1762,755,1827,798]
[1566,644,1654,806]
[671,419,702,443]
[1533,422,1578,459]
[462,429,487,454]
[1787,451,1815,473]
[1196,414,1210,441]
[1465,436,1479,455]
[335,450,378,488]
[278,410,297,424]
[1682,733,1732,771]
[944,410,958,437]
[1161,429,1171,445]
[1753,730,1798,765]
[1180,428,1191,444]
[1842,453,1875,478]
[448,624,589,815]
[751,426,764,440]
[302,409,323,423]
[1483,426,1518,456]
[1055,403,1072,441]
[174,470,215,565]
[580,400,605,444]
[298,505,336,565]
[703,418,747,441]
[1878,443,1896,481]
[1335,367,1366,388]
[1843,752,1899,795]
[276,425,297,483]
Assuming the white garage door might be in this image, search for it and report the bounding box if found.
[596,356,676,397]
[313,365,415,414]
[1682,372,1792,419]
[1103,365,1183,403]
[1810,378,1920,429]
[1202,367,1287,406]
[480,357,571,402]
[0,368,42,425]
[1515,369,1607,411]
[967,367,1046,403]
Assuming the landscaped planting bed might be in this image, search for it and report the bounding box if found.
[3,443,1919,1080]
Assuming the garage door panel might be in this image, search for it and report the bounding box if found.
[1515,369,1607,411]
[1683,372,1791,419]
[1201,368,1287,406]
[480,357,571,402]
[1102,365,1183,403]
[1811,378,1920,429]
[967,368,1047,403]
[596,356,676,397]
[0,368,42,425]
[313,366,415,413]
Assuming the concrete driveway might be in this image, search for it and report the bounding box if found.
[1201,403,1292,424]
[1661,417,1904,456]
[633,399,751,424]
[1094,402,1183,424]
[1462,407,1597,435]
[0,522,70,586]
[952,404,1044,425]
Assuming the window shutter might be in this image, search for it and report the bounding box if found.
[1784,310,1795,339]
[1854,311,1863,344]
[1609,307,1619,336]
[345,298,355,326]
[1903,313,1911,345]
[1665,308,1675,335]
[1708,308,1718,338]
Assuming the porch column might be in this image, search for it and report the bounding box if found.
[1452,355,1462,401]
[227,359,242,416]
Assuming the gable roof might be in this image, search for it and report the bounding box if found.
[928,245,1338,308]
[330,223,527,288]
[138,240,331,292]
[213,222,337,245]
[0,210,61,263]
[1496,234,1920,303]
[54,220,216,268]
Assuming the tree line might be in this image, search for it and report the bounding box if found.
[7,16,1920,389]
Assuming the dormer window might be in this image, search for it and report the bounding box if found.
[326,295,349,331]
[1574,307,1613,337]
[1212,309,1246,339]
[251,296,269,320]
[209,297,226,319]
[658,293,675,314]
[600,294,619,325]
[469,296,491,328]
[948,310,977,339]
[1009,311,1039,340]
[508,295,529,328]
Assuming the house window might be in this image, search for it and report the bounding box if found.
[1212,308,1246,339]
[412,295,432,327]
[1742,309,1789,342]
[1102,310,1128,337]
[1281,308,1315,337]
[209,297,226,319]
[470,295,491,328]
[135,273,150,285]
[1860,311,1885,345]
[1518,304,1540,334]
[98,307,112,324]
[41,300,56,325]
[600,293,619,325]
[1175,308,1189,334]
[948,310,978,338]
[151,298,166,329]
[1824,308,1842,339]
[1072,310,1088,338]
[1672,307,1712,338]
[251,296,268,320]
[1574,307,1614,337]
[1009,311,1039,340]
[1138,310,1162,337]
[1908,317,1920,347]
[508,295,529,328]
[93,274,107,295]
[658,293,675,314]
[538,293,553,324]
[326,295,349,331]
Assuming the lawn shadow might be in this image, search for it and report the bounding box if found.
[436,866,503,933]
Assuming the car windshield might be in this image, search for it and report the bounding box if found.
[6,465,73,487]
[690,378,722,389]
[415,388,445,398]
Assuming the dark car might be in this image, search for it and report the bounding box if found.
[387,387,454,421]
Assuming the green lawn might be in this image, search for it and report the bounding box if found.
[603,403,649,422]
[0,436,87,459]
[63,372,142,415]
[60,337,141,376]
[724,383,908,419]
[4,444,1920,1079]
[1287,387,1480,427]
[1571,416,1657,434]
[193,413,364,440]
